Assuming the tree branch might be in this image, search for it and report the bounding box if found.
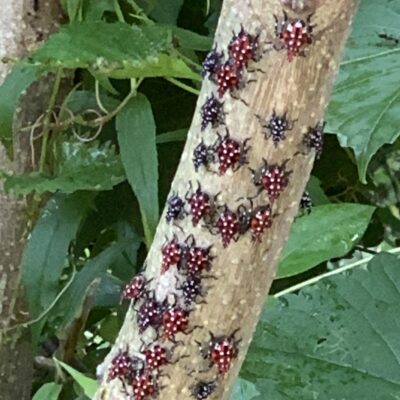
[96,0,359,399]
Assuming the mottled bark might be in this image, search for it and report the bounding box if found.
[0,1,63,399]
[97,0,359,399]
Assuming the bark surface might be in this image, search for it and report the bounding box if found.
[0,1,63,399]
[96,0,359,399]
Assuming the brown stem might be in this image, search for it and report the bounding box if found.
[96,0,359,399]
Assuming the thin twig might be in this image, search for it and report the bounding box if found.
[275,247,400,298]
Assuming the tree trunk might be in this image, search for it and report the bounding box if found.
[96,0,359,399]
[0,1,63,399]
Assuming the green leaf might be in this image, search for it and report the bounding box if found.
[21,192,94,343]
[305,175,330,206]
[4,141,126,195]
[32,383,62,400]
[150,0,184,24]
[27,22,199,80]
[50,241,136,333]
[0,66,39,156]
[116,94,159,247]
[171,27,213,51]
[241,253,400,399]
[231,378,260,400]
[64,89,120,114]
[327,0,400,182]
[156,128,187,144]
[56,360,98,398]
[83,0,114,20]
[278,204,375,278]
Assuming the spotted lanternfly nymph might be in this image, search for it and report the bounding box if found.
[251,159,292,202]
[142,344,169,371]
[181,275,204,308]
[216,61,244,97]
[121,273,148,304]
[249,205,273,242]
[193,141,213,172]
[191,381,218,400]
[299,191,312,214]
[228,26,260,69]
[211,131,250,175]
[303,122,325,159]
[185,183,216,226]
[213,205,240,247]
[130,370,158,400]
[137,296,164,333]
[107,351,142,382]
[274,12,314,61]
[161,236,183,273]
[200,330,241,375]
[200,94,225,131]
[201,47,224,79]
[258,111,294,145]
[166,193,185,223]
[180,235,214,276]
[162,306,189,340]
[237,202,273,242]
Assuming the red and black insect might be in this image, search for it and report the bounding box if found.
[251,159,292,202]
[193,141,213,172]
[211,131,250,175]
[199,330,241,375]
[212,205,240,247]
[121,273,148,304]
[166,193,186,223]
[299,191,312,214]
[200,94,225,131]
[257,111,294,145]
[201,47,224,79]
[180,235,214,276]
[185,183,216,226]
[107,351,142,382]
[216,60,244,97]
[274,12,314,61]
[142,344,169,371]
[162,306,190,340]
[237,202,273,242]
[191,381,218,400]
[228,26,260,69]
[130,370,158,400]
[303,122,325,159]
[137,296,164,334]
[161,236,183,273]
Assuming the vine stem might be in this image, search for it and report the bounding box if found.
[113,0,125,22]
[24,79,142,137]
[165,77,201,95]
[95,80,109,114]
[126,0,153,24]
[38,68,63,173]
[274,247,400,298]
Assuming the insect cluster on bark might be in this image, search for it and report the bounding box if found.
[111,6,327,399]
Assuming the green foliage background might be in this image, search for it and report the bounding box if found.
[1,0,400,398]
